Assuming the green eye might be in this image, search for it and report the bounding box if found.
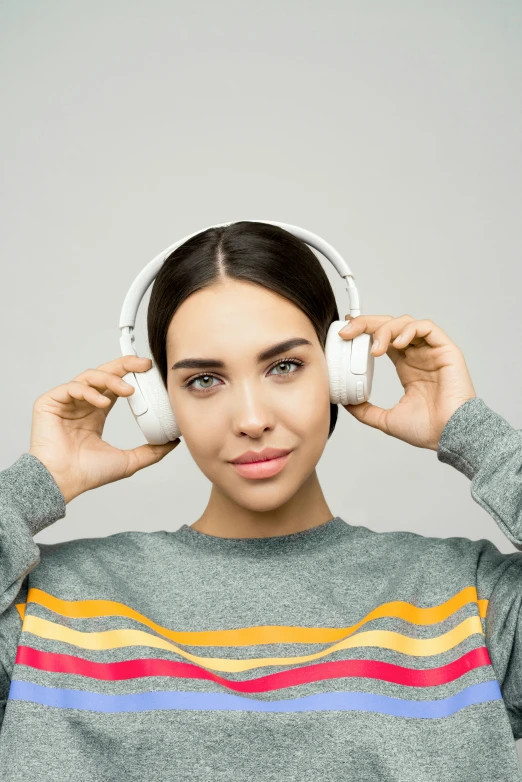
[191,374,217,390]
[269,360,299,375]
[182,357,305,395]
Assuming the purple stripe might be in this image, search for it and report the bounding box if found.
[9,679,502,717]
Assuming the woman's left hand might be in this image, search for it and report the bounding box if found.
[338,314,477,451]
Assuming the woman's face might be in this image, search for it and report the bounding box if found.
[165,279,332,513]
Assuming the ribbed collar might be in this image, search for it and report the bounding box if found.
[174,515,349,554]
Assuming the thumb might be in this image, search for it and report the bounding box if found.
[343,402,388,433]
[125,438,181,475]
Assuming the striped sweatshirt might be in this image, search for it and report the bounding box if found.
[0,396,521,781]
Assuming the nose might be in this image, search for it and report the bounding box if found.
[230,383,277,437]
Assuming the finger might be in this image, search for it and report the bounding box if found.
[95,355,153,376]
[121,440,181,478]
[373,321,455,370]
[342,400,391,435]
[342,315,447,357]
[373,318,452,356]
[390,323,424,349]
[339,314,413,359]
[339,314,396,336]
[72,368,136,397]
[389,319,452,350]
[374,315,414,354]
[68,370,137,416]
[48,381,114,410]
[98,388,120,415]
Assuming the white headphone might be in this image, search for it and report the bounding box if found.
[119,220,375,445]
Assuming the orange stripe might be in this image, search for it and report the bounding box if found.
[15,586,488,647]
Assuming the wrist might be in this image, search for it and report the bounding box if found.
[28,450,79,505]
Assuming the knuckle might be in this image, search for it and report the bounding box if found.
[76,369,95,380]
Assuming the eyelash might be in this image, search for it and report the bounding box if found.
[180,356,306,395]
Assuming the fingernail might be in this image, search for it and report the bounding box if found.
[371,339,380,353]
[339,322,352,333]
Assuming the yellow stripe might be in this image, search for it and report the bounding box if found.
[15,586,488,647]
[20,614,485,673]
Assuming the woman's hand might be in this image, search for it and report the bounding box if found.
[28,356,180,504]
[338,314,477,451]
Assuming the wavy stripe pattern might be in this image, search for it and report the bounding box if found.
[15,645,492,690]
[9,586,499,719]
[9,680,502,716]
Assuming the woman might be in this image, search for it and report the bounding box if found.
[0,222,520,781]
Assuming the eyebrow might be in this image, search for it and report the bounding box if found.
[171,337,313,371]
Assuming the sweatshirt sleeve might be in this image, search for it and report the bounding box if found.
[0,453,67,724]
[437,396,522,738]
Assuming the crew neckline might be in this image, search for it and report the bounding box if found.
[175,515,348,551]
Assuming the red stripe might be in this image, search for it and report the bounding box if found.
[15,645,492,692]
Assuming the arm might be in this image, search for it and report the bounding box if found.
[437,396,522,549]
[437,397,522,738]
[0,453,66,725]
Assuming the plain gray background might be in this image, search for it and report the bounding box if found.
[2,0,521,759]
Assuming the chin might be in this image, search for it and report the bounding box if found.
[229,495,294,514]
[220,477,300,513]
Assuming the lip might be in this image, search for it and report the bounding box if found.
[230,452,292,479]
[230,448,292,464]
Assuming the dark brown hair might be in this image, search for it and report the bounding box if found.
[147,221,340,438]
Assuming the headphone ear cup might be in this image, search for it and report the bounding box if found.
[325,320,375,406]
[122,359,182,444]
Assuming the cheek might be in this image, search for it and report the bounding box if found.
[289,369,331,430]
[168,385,224,442]
[177,415,224,457]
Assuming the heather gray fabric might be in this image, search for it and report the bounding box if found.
[0,396,521,781]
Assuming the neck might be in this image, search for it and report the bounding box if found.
[190,469,334,539]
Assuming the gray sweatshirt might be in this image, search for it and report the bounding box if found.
[0,396,521,781]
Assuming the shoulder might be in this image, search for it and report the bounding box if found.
[35,530,167,579]
[341,519,521,593]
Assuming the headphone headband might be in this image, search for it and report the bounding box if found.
[119,220,362,357]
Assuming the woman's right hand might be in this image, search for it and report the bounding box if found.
[28,355,180,504]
